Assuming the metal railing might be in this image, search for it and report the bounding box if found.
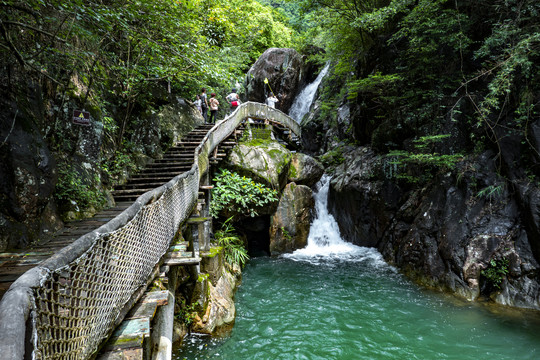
[0,102,299,359]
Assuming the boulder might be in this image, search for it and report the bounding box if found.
[269,183,314,255]
[191,269,238,335]
[227,140,292,191]
[245,48,304,113]
[288,152,324,188]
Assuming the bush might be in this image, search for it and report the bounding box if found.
[210,169,278,219]
[214,218,249,267]
[54,162,106,210]
[481,258,509,290]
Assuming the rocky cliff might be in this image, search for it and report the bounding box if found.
[0,78,203,251]
[327,145,540,310]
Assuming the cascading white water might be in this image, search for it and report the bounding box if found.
[285,175,387,265]
[288,63,330,123]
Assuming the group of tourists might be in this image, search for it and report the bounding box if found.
[194,88,242,124]
[194,86,280,123]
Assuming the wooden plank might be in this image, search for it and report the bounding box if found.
[165,251,193,260]
[168,244,187,252]
[97,348,143,360]
[163,256,201,266]
[186,216,209,224]
[140,290,169,306]
[126,302,159,320]
[104,318,150,351]
[199,185,214,190]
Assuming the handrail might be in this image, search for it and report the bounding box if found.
[0,102,299,359]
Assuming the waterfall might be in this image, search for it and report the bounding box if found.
[288,63,330,123]
[284,175,385,264]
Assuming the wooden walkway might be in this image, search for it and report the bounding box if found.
[0,123,238,301]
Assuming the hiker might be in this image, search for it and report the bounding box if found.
[200,88,209,122]
[194,94,202,114]
[225,88,241,114]
[208,93,219,124]
[266,94,278,109]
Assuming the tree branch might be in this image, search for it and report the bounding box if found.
[0,19,26,66]
[1,110,18,148]
[2,21,67,43]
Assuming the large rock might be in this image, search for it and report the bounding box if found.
[269,183,314,255]
[192,269,238,335]
[245,48,304,113]
[329,147,401,248]
[329,147,540,310]
[227,140,292,191]
[288,152,324,188]
[0,97,62,251]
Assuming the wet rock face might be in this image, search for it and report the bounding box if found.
[329,147,540,310]
[192,269,238,335]
[328,147,401,248]
[245,48,304,113]
[0,105,61,250]
[269,183,314,255]
[288,152,324,188]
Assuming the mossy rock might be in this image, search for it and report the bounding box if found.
[227,140,292,191]
[288,152,324,187]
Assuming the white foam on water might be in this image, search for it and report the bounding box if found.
[283,175,390,270]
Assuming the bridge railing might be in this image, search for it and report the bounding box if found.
[0,102,299,359]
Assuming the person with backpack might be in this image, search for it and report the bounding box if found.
[208,93,219,124]
[225,88,241,114]
[200,88,209,122]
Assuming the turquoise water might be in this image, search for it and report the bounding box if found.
[175,253,540,360]
[175,177,540,359]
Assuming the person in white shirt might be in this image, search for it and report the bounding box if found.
[266,94,278,109]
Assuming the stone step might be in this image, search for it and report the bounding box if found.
[145,161,194,168]
[131,171,191,179]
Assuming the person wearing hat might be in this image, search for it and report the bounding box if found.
[208,93,219,123]
[226,88,241,114]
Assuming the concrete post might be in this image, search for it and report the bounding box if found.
[151,290,175,360]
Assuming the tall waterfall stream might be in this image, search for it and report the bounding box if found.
[176,177,540,359]
[288,63,330,123]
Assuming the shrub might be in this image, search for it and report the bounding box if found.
[214,218,249,267]
[210,169,278,219]
[481,257,509,290]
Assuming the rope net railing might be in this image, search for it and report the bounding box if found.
[0,102,299,359]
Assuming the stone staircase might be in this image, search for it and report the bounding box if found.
[0,123,240,301]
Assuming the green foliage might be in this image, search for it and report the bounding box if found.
[178,299,198,327]
[197,273,210,282]
[101,150,138,183]
[210,169,278,219]
[214,218,249,267]
[281,226,292,242]
[347,72,402,100]
[1,0,296,148]
[319,146,345,171]
[481,258,509,290]
[54,162,106,209]
[387,135,462,183]
[476,185,504,202]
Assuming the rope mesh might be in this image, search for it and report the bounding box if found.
[3,102,298,359]
[33,171,199,359]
